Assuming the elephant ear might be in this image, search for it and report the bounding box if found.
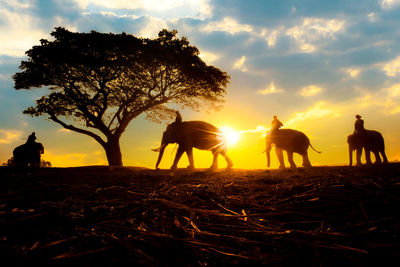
[175,111,182,124]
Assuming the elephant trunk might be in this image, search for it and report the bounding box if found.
[155,145,166,170]
[266,145,271,167]
[348,144,353,166]
[154,133,168,170]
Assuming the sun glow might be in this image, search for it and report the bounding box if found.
[220,126,240,146]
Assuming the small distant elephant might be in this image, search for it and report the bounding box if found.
[347,130,388,166]
[153,112,233,170]
[266,129,321,169]
[13,142,44,168]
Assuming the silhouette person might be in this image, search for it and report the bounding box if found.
[26,132,37,144]
[14,132,44,168]
[271,115,283,132]
[354,114,364,134]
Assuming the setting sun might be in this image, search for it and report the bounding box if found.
[219,126,241,147]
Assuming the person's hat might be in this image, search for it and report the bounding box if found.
[356,114,361,119]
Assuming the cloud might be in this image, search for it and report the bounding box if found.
[345,68,361,78]
[0,7,47,56]
[367,12,377,23]
[53,16,78,32]
[3,0,33,9]
[0,129,23,144]
[383,84,400,114]
[259,27,282,47]
[73,0,212,19]
[380,0,400,9]
[300,85,322,97]
[355,83,400,115]
[201,17,253,35]
[137,15,168,38]
[199,51,220,63]
[284,101,338,128]
[257,81,283,95]
[233,56,247,71]
[286,17,345,53]
[383,55,400,77]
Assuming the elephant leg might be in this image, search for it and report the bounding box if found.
[171,146,185,170]
[287,151,296,169]
[186,147,195,170]
[381,150,388,164]
[373,150,382,164]
[365,149,372,165]
[220,149,233,170]
[34,155,41,168]
[356,148,362,166]
[210,151,219,169]
[302,152,312,169]
[276,147,285,169]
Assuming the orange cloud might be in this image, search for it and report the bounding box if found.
[0,129,23,144]
[257,81,283,95]
[300,85,322,97]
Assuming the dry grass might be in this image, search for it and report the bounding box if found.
[1,164,400,265]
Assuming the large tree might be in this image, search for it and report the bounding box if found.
[14,28,229,166]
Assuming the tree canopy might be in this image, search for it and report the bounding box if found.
[14,27,230,166]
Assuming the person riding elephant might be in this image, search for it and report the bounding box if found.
[354,114,364,134]
[13,132,45,168]
[266,128,321,169]
[152,112,233,170]
[347,129,388,166]
[271,115,283,132]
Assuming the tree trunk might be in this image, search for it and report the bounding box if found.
[104,138,123,166]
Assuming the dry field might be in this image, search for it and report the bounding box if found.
[1,164,400,266]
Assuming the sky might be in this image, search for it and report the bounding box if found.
[1,0,400,169]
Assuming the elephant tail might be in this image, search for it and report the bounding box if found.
[309,142,322,153]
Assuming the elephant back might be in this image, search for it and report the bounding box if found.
[181,121,223,150]
[364,130,385,150]
[13,144,25,157]
[182,121,220,135]
[272,129,310,153]
[13,142,44,164]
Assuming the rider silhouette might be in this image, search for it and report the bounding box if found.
[271,115,283,132]
[26,132,37,144]
[354,114,364,134]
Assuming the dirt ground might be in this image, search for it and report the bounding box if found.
[1,164,400,266]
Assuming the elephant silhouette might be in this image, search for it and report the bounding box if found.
[266,129,321,169]
[347,129,388,166]
[153,112,233,170]
[13,132,44,168]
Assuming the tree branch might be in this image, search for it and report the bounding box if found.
[49,114,106,147]
[67,84,111,137]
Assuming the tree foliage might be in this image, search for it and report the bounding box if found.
[13,27,230,166]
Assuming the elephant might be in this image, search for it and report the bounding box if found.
[347,129,388,166]
[266,129,321,169]
[153,112,233,170]
[13,142,44,168]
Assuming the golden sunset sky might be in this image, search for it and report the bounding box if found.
[1,0,400,169]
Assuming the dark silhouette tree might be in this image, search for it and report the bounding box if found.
[13,28,229,166]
